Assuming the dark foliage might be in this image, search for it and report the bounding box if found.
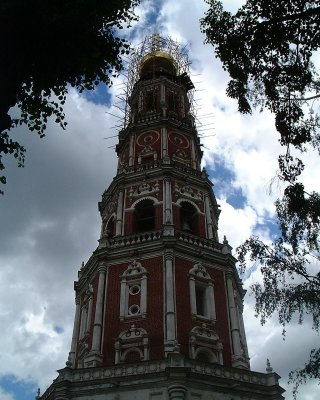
[0,0,139,193]
[201,0,320,395]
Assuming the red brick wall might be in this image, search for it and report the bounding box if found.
[134,129,161,165]
[75,272,100,364]
[175,257,232,366]
[102,256,164,365]
[167,131,191,160]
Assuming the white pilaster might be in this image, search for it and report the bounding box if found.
[226,273,244,367]
[140,274,147,317]
[91,264,107,352]
[204,195,214,239]
[129,134,135,166]
[189,276,196,316]
[115,190,124,236]
[68,296,81,368]
[164,252,178,353]
[119,279,127,320]
[190,139,196,169]
[84,263,107,367]
[208,282,216,321]
[164,178,172,224]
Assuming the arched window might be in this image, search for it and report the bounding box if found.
[119,260,147,321]
[145,90,157,112]
[189,325,223,365]
[195,349,214,363]
[135,199,155,232]
[188,263,216,322]
[180,201,197,234]
[114,325,149,364]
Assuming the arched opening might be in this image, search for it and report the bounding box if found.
[195,351,211,363]
[135,199,155,232]
[123,349,142,363]
[180,201,197,234]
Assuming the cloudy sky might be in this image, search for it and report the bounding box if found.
[1,1,319,399]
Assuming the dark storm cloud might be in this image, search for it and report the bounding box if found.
[0,91,118,386]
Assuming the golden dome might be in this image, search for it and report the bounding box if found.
[139,50,178,78]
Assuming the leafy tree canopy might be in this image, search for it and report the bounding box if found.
[0,0,139,192]
[201,0,320,396]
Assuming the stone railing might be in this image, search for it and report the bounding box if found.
[99,229,224,252]
[175,231,223,252]
[107,230,162,248]
[53,356,278,388]
[171,161,203,178]
[118,159,203,178]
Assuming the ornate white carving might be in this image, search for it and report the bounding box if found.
[129,180,160,200]
[189,324,223,365]
[138,145,157,164]
[122,260,147,276]
[174,182,202,202]
[115,324,149,364]
[188,263,216,322]
[120,260,148,320]
[189,263,211,280]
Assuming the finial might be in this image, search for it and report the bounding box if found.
[266,358,273,373]
[35,388,40,400]
[223,235,228,244]
[81,261,84,269]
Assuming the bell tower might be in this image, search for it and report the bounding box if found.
[40,34,284,400]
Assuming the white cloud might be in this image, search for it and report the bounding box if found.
[1,1,319,400]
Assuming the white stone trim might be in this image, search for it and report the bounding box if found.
[130,195,159,209]
[114,325,149,364]
[68,296,81,367]
[188,263,216,322]
[189,325,223,365]
[91,264,107,353]
[164,251,178,354]
[115,190,124,236]
[204,195,214,239]
[79,284,94,339]
[119,260,148,321]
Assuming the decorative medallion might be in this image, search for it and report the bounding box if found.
[136,130,160,147]
[168,131,189,148]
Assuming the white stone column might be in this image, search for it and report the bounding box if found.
[84,264,107,367]
[208,282,216,321]
[189,276,196,316]
[67,296,81,367]
[129,134,135,166]
[119,278,127,320]
[164,252,177,353]
[140,273,147,317]
[190,140,196,169]
[161,83,167,118]
[115,190,124,236]
[162,127,169,161]
[226,273,243,364]
[238,301,250,362]
[91,264,107,353]
[164,178,172,224]
[204,195,214,239]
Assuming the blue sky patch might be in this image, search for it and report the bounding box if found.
[206,158,247,209]
[53,325,64,334]
[82,83,112,106]
[0,375,37,400]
